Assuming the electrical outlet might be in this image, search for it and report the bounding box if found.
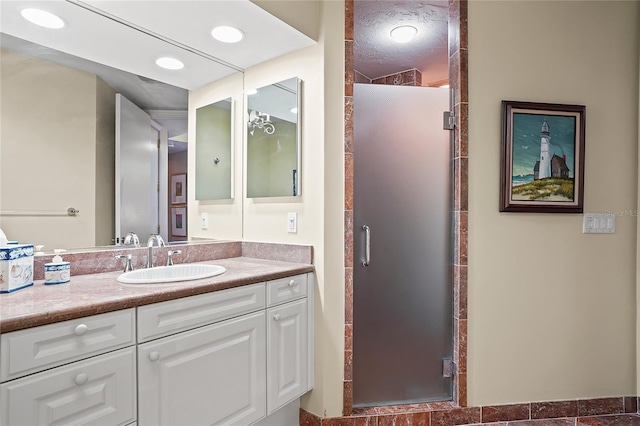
[287,212,297,233]
[201,213,209,229]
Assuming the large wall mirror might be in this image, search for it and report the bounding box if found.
[0,34,197,250]
[1,1,314,251]
[195,98,233,201]
[246,77,301,198]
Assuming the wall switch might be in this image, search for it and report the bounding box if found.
[201,213,209,230]
[287,212,297,233]
[583,213,615,234]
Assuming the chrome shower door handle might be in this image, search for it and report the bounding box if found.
[362,225,371,267]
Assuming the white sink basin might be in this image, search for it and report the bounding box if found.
[117,264,226,284]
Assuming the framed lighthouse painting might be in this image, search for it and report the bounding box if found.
[500,100,586,213]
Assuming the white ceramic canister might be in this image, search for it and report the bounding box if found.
[44,249,70,285]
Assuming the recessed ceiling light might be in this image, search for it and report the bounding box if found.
[21,8,65,29]
[290,107,298,114]
[390,25,418,43]
[247,89,258,95]
[211,26,244,43]
[155,57,184,70]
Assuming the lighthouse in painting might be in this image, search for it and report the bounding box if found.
[537,119,551,179]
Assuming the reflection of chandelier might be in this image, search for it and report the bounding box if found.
[248,110,275,136]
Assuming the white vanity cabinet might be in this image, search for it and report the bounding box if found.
[0,309,137,426]
[136,273,314,426]
[0,272,314,426]
[136,283,268,426]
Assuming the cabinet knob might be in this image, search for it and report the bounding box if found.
[149,351,160,362]
[288,280,297,287]
[74,324,88,336]
[74,373,88,386]
[273,313,281,321]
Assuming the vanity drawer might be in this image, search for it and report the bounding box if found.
[137,282,266,342]
[0,309,135,382]
[1,347,136,426]
[267,274,308,307]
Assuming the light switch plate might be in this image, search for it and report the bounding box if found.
[201,213,209,230]
[583,213,615,234]
[287,212,297,233]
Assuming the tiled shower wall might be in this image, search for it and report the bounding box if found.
[341,0,468,416]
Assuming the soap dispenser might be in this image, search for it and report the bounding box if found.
[44,249,71,285]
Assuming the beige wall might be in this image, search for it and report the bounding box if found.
[468,1,638,406]
[1,49,114,249]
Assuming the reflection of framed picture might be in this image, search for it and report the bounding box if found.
[500,100,586,213]
[171,206,187,237]
[171,174,186,204]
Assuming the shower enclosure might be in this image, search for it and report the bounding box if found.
[353,83,453,407]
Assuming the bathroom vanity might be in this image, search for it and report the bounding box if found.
[0,255,314,426]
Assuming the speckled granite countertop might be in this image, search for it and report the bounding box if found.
[0,257,314,333]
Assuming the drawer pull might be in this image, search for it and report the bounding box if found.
[149,351,160,362]
[273,314,281,321]
[74,373,89,385]
[74,324,88,336]
[288,279,297,287]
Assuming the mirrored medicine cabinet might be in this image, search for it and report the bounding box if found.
[195,98,233,200]
[246,77,301,198]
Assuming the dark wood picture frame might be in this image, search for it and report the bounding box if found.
[500,100,586,213]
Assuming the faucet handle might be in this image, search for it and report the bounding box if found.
[123,232,140,247]
[116,253,134,272]
[147,234,166,247]
[167,249,182,266]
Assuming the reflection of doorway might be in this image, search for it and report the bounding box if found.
[168,139,188,243]
[115,94,160,244]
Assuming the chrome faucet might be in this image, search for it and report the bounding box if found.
[115,253,134,272]
[146,234,165,268]
[167,249,182,266]
[123,232,140,247]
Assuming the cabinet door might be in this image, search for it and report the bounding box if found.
[0,347,136,426]
[138,311,266,426]
[267,299,308,414]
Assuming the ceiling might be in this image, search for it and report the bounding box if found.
[0,0,315,144]
[0,0,315,90]
[354,0,449,85]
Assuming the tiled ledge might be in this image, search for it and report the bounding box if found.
[32,240,313,280]
[301,397,639,425]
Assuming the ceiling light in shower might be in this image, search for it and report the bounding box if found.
[21,8,65,29]
[155,57,184,70]
[247,89,258,95]
[390,25,418,43]
[211,26,244,43]
[290,107,298,114]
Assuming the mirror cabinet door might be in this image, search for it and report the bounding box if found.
[195,98,233,200]
[246,77,301,198]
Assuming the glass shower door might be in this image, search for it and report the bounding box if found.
[353,83,452,407]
